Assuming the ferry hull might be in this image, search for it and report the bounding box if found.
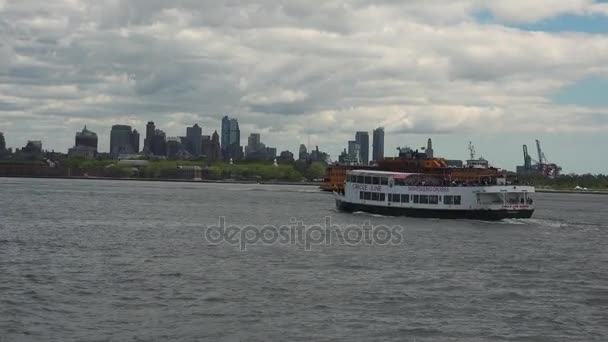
[336,199,534,221]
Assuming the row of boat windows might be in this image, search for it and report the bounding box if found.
[348,175,389,185]
[360,192,462,205]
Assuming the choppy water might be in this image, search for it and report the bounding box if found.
[1,178,607,341]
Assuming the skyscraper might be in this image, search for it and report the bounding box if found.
[372,127,385,162]
[426,138,434,159]
[110,125,137,156]
[145,121,155,150]
[131,129,140,153]
[355,131,369,165]
[221,116,230,158]
[220,116,242,160]
[0,132,6,151]
[75,126,98,149]
[186,124,202,156]
[229,119,240,146]
[298,144,308,161]
[348,140,360,162]
[109,125,139,156]
[69,126,98,159]
[150,129,167,156]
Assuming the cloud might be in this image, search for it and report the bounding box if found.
[0,0,607,170]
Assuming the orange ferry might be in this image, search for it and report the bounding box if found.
[321,149,503,193]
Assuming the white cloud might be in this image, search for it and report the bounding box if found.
[0,0,607,170]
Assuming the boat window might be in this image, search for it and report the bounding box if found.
[444,195,453,205]
[429,195,439,205]
[372,177,380,185]
[413,195,419,203]
[401,194,409,203]
[420,195,429,204]
[379,193,386,201]
[360,191,364,200]
[364,176,372,184]
[391,194,400,203]
[357,175,364,183]
[371,192,379,201]
[363,192,371,200]
[394,179,406,186]
[454,196,461,205]
[381,177,389,185]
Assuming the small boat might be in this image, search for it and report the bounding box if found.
[335,170,534,220]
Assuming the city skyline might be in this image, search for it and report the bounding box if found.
[1,2,608,173]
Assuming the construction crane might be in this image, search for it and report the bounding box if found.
[534,139,562,178]
[523,145,532,170]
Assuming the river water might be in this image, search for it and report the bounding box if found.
[0,178,607,341]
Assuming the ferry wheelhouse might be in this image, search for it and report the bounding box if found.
[335,170,535,220]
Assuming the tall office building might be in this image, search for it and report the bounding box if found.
[69,126,98,159]
[131,130,140,153]
[372,127,385,162]
[150,129,167,156]
[355,131,369,165]
[145,121,155,150]
[298,144,308,161]
[426,138,434,159]
[220,116,242,160]
[221,116,230,154]
[110,125,138,156]
[75,126,98,149]
[0,132,6,151]
[348,140,360,162]
[186,124,202,156]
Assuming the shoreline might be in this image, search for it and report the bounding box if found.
[0,175,322,187]
[2,175,607,195]
[535,188,608,195]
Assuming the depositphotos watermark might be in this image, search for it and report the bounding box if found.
[204,217,403,251]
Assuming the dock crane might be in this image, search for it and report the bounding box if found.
[521,140,562,178]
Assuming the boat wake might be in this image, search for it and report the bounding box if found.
[352,211,388,218]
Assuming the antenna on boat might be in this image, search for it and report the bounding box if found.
[468,141,476,160]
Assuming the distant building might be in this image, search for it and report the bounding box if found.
[245,133,277,161]
[339,148,358,164]
[201,131,221,162]
[186,124,203,157]
[426,138,434,159]
[166,137,190,159]
[69,126,98,160]
[221,116,231,155]
[221,116,242,161]
[278,150,294,163]
[131,130,140,153]
[110,125,139,156]
[372,127,384,162]
[355,131,369,165]
[144,121,155,151]
[75,126,98,149]
[309,146,329,163]
[149,129,167,157]
[24,140,42,153]
[0,132,6,151]
[347,140,360,163]
[68,146,96,160]
[298,144,308,161]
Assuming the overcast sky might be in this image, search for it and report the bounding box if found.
[1,0,608,173]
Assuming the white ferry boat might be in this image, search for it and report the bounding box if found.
[335,170,535,220]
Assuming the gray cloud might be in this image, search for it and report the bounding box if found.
[0,0,607,167]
